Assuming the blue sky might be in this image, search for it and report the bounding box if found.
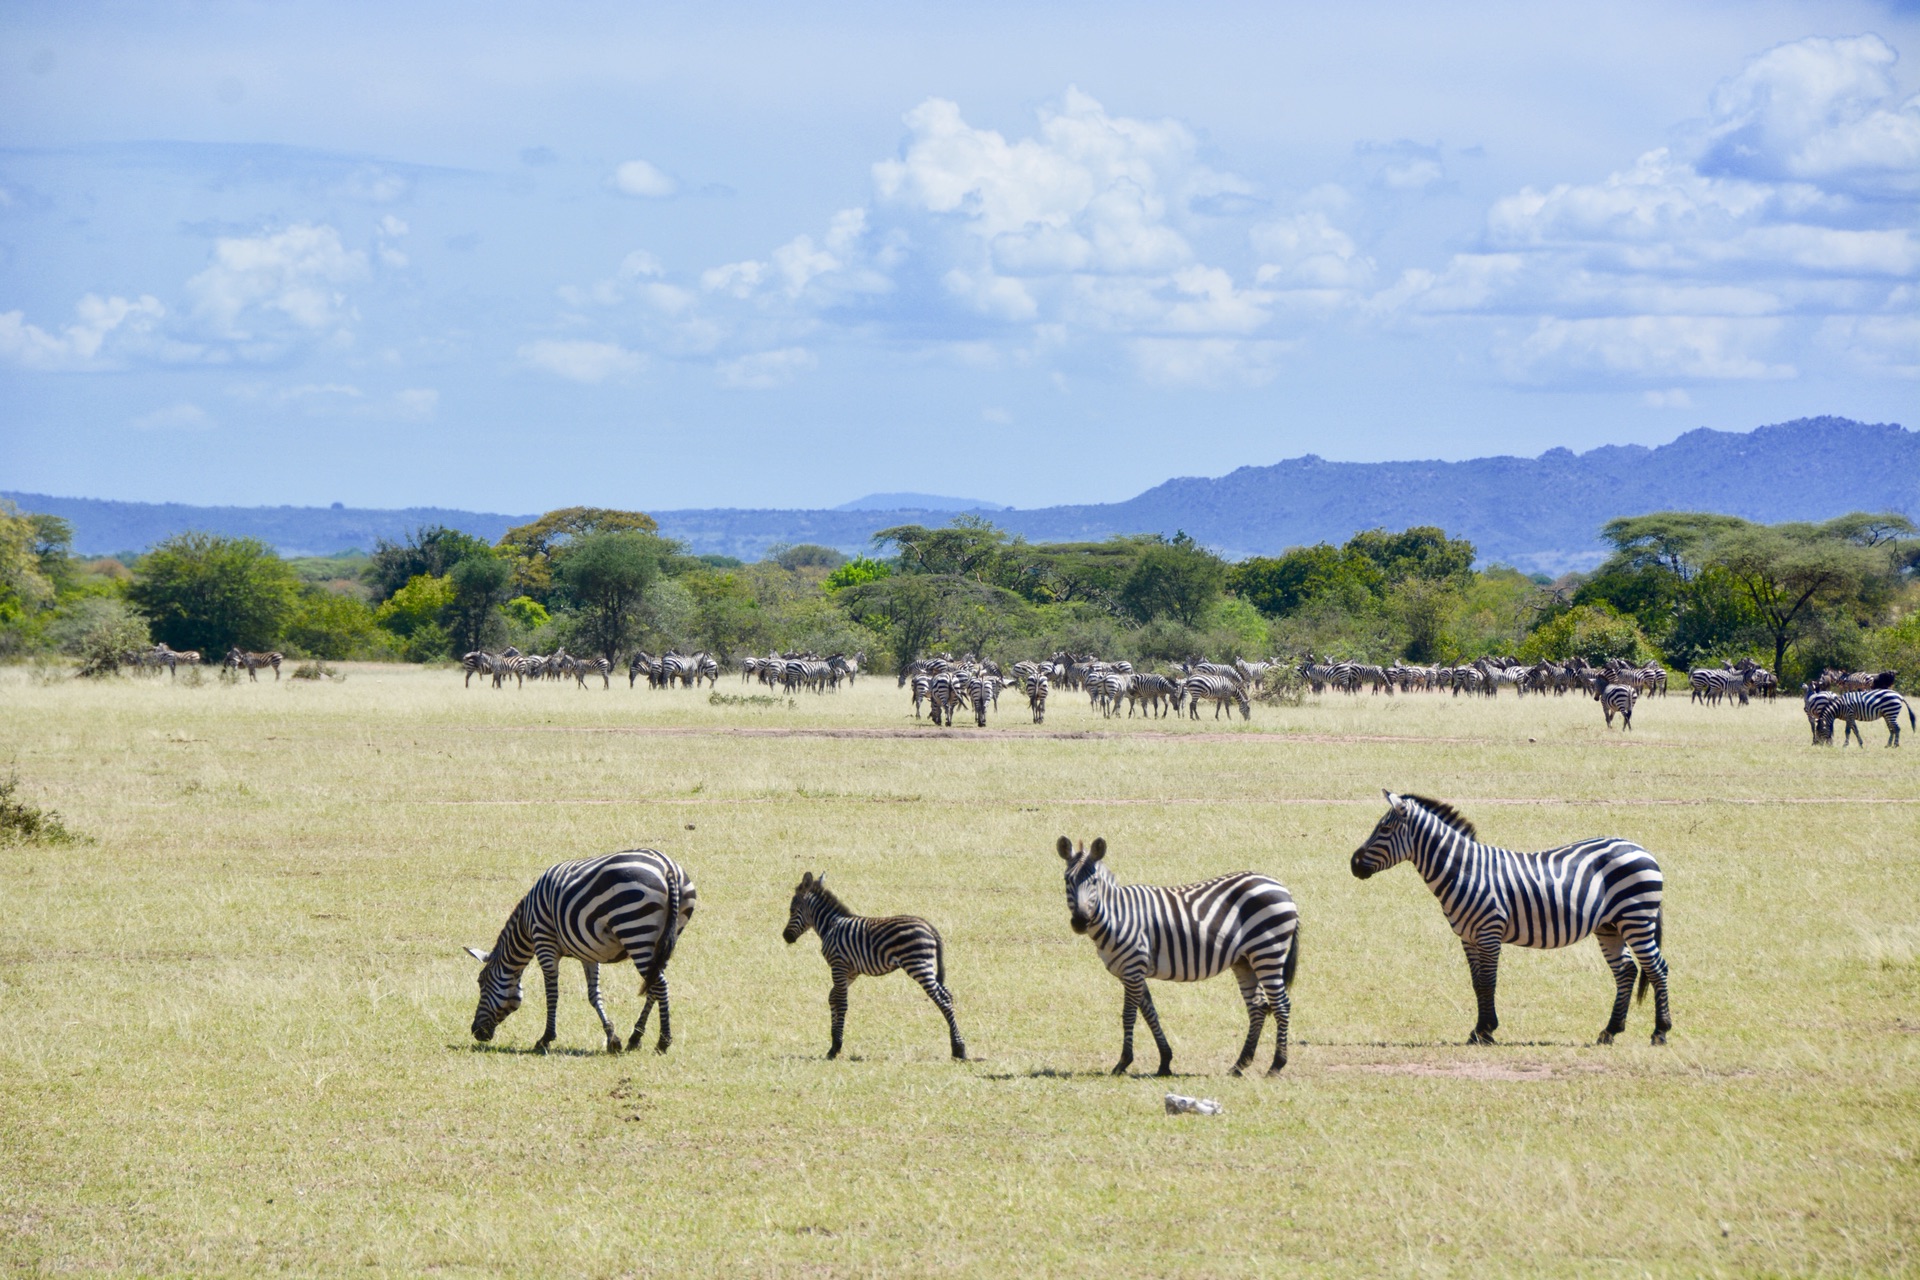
[2,1,1916,513]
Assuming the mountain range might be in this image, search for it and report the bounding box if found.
[7,416,1914,573]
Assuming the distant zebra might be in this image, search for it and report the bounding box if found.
[464,849,696,1054]
[1088,670,1130,718]
[569,655,613,689]
[1057,836,1299,1076]
[1350,791,1671,1046]
[1125,673,1184,718]
[968,672,1000,727]
[462,650,503,688]
[1817,688,1913,747]
[224,647,283,681]
[1689,668,1748,706]
[1025,671,1049,724]
[1181,673,1249,720]
[1599,682,1637,731]
[781,872,966,1061]
[908,673,933,720]
[926,672,966,726]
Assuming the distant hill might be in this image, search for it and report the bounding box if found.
[8,416,1913,571]
[834,492,1008,512]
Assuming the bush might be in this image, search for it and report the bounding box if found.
[398,621,454,664]
[73,602,154,678]
[127,532,299,654]
[1519,602,1651,664]
[0,772,77,845]
[284,590,387,659]
[823,557,891,592]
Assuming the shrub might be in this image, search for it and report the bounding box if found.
[127,532,299,654]
[0,773,77,845]
[284,590,386,659]
[73,602,154,678]
[1519,602,1651,664]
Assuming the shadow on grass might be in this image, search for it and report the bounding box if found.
[979,1066,1206,1081]
[458,1042,610,1058]
[1315,1039,1585,1049]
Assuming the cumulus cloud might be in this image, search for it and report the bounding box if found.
[610,159,677,198]
[1129,337,1289,388]
[187,224,368,341]
[717,346,816,389]
[518,338,644,383]
[0,294,166,370]
[1371,34,1920,386]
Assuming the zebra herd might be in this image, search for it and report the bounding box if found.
[466,791,1675,1071]
[1298,653,1673,699]
[898,652,1267,726]
[739,651,863,693]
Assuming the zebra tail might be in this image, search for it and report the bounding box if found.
[1283,923,1300,990]
[1909,703,1916,730]
[935,929,946,988]
[1635,908,1662,1005]
[642,868,683,996]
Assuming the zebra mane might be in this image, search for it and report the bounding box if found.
[1401,794,1478,840]
[806,877,853,918]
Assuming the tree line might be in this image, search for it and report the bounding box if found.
[2,499,1914,690]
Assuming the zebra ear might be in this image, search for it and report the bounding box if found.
[1382,788,1401,806]
[464,947,489,963]
[1055,836,1074,861]
[1089,837,1107,862]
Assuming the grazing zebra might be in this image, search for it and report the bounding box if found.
[1350,791,1671,1046]
[464,849,696,1054]
[1803,690,1841,744]
[1817,688,1913,747]
[1057,836,1299,1076]
[1025,671,1049,724]
[1181,673,1250,720]
[568,654,612,689]
[781,872,966,1061]
[1126,673,1183,718]
[1599,682,1637,731]
[224,647,283,681]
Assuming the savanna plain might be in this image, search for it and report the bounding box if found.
[1,666,1916,1277]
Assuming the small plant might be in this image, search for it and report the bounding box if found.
[1254,668,1307,707]
[291,659,345,681]
[0,773,78,845]
[709,691,796,709]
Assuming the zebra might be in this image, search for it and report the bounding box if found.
[1057,836,1299,1076]
[1350,791,1671,1046]
[1689,668,1748,706]
[926,672,967,726]
[1299,657,1341,694]
[1025,671,1049,724]
[1125,673,1184,718]
[908,673,932,720]
[224,647,283,681]
[968,672,1000,727]
[781,872,966,1061]
[1599,682,1637,730]
[1803,690,1841,744]
[568,655,612,689]
[1088,670,1130,718]
[464,849,696,1054]
[1816,688,1913,747]
[1181,673,1249,720]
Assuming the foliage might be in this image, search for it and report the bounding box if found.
[773,544,848,571]
[1231,545,1381,618]
[72,602,154,678]
[127,532,300,655]
[0,772,76,845]
[552,530,670,660]
[1866,603,1920,694]
[446,552,513,654]
[872,517,1012,581]
[1516,602,1650,664]
[0,501,63,629]
[283,590,386,660]
[364,527,492,603]
[823,557,891,593]
[503,596,550,630]
[1343,526,1477,585]
[1119,533,1228,627]
[374,574,456,640]
[496,507,660,602]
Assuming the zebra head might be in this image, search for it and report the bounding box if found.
[1056,836,1109,934]
[782,872,820,944]
[463,946,522,1042]
[1350,790,1416,880]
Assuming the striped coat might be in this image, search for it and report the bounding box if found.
[466,849,696,1054]
[1350,792,1671,1046]
[782,873,965,1060]
[1058,836,1300,1077]
[1816,688,1913,747]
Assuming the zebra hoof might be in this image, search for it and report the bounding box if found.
[1595,1030,1617,1046]
[951,1045,967,1061]
[1651,1031,1669,1046]
[605,1036,623,1054]
[1230,1064,1249,1077]
[1467,1030,1495,1046]
[1154,1063,1173,1078]
[534,1041,552,1055]
[1267,1063,1287,1077]
[1111,1060,1132,1076]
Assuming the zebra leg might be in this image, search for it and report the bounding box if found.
[1593,925,1636,1044]
[1113,987,1137,1075]
[908,963,966,1060]
[827,965,852,1059]
[534,948,561,1053]
[582,961,621,1053]
[1625,919,1673,1045]
[1267,976,1291,1074]
[627,995,655,1051]
[1134,982,1174,1076]
[1463,936,1501,1044]
[1230,960,1266,1076]
[651,975,672,1054]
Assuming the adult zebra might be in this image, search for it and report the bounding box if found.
[1057,836,1300,1076]
[1598,682,1637,731]
[465,849,696,1054]
[1350,792,1671,1046]
[926,671,967,726]
[1689,668,1748,706]
[1816,688,1913,747]
[781,872,966,1061]
[1181,673,1249,720]
[224,647,283,681]
[1025,670,1049,724]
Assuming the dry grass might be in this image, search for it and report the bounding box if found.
[0,665,1915,1277]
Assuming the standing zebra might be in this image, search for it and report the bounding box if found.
[1057,836,1300,1076]
[926,672,967,726]
[1350,792,1671,1046]
[1025,670,1049,724]
[1599,682,1637,731]
[781,872,966,1061]
[1816,688,1913,747]
[464,849,696,1054]
[1181,673,1249,720]
[224,647,283,681]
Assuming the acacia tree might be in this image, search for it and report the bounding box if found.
[1708,525,1877,678]
[128,532,299,654]
[497,507,660,603]
[553,531,668,661]
[446,552,513,654]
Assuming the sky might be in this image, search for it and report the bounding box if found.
[1,1,1916,513]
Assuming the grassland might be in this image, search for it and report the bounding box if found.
[1,665,1916,1277]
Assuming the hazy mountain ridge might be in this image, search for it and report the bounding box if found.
[7,417,1913,571]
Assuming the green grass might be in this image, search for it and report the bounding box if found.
[1,666,1916,1277]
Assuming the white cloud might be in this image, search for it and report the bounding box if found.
[701,259,766,298]
[717,346,816,389]
[1503,317,1793,383]
[1819,310,1920,378]
[610,159,677,198]
[129,402,214,431]
[1129,337,1289,388]
[981,406,1011,424]
[0,293,166,370]
[1252,212,1375,291]
[187,224,367,340]
[1641,388,1694,409]
[518,338,644,382]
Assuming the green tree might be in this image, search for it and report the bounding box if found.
[0,502,59,630]
[496,507,660,603]
[1708,524,1880,678]
[841,573,951,670]
[823,557,892,592]
[873,516,1011,581]
[128,532,300,654]
[365,526,493,603]
[1120,533,1228,626]
[283,591,386,659]
[772,544,848,571]
[1518,602,1651,664]
[1230,544,1381,617]
[1344,526,1476,585]
[553,531,669,661]
[446,552,513,654]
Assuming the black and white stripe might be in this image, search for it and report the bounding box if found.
[224,647,283,681]
[781,872,966,1060]
[1816,688,1913,747]
[465,849,696,1054]
[1025,671,1049,724]
[1598,682,1636,730]
[1350,791,1671,1046]
[1057,836,1300,1077]
[1181,672,1250,720]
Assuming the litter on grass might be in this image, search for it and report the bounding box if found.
[1164,1093,1222,1116]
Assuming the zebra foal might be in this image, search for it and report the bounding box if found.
[1350,791,1671,1046]
[782,873,966,1061]
[1058,836,1299,1077]
[465,849,696,1054]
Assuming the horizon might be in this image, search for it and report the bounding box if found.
[3,4,1917,513]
